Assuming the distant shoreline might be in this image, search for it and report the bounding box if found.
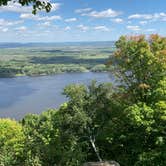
[0,70,109,79]
[0,41,115,49]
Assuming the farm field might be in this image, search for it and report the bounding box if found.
[0,42,114,77]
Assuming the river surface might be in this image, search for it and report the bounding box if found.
[0,72,113,119]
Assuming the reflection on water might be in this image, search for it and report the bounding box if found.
[0,72,113,119]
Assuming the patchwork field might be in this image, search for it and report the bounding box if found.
[0,42,114,77]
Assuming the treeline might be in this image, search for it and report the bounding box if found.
[0,35,165,166]
[0,63,109,77]
[0,47,111,77]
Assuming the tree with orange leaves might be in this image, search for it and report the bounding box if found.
[105,34,166,165]
[109,34,166,103]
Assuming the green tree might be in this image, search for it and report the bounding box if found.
[0,0,52,14]
[110,34,166,103]
[106,34,166,165]
[21,110,61,166]
[57,82,117,164]
[0,34,165,166]
[0,119,25,166]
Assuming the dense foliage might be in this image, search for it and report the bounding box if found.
[0,35,165,165]
[107,34,166,165]
[0,119,25,165]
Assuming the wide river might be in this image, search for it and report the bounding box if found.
[0,72,113,120]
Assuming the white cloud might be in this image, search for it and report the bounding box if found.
[65,18,77,22]
[37,15,62,21]
[38,21,51,26]
[64,26,71,30]
[44,30,51,33]
[51,3,61,11]
[15,26,27,31]
[2,28,8,32]
[139,21,148,25]
[146,28,156,32]
[75,8,92,13]
[43,22,51,26]
[0,19,23,26]
[83,8,121,18]
[0,1,31,13]
[77,24,89,31]
[0,27,9,32]
[127,25,141,31]
[128,14,152,19]
[0,1,60,13]
[77,25,110,32]
[20,13,61,21]
[112,18,123,23]
[128,12,166,21]
[20,13,35,19]
[94,26,110,31]
[127,21,132,24]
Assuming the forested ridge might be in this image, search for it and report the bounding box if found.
[0,35,165,166]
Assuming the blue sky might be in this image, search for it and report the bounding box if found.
[0,0,166,42]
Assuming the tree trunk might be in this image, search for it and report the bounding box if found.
[90,136,102,162]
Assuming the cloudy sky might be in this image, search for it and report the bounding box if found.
[0,0,166,42]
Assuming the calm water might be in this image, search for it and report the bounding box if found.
[0,72,113,119]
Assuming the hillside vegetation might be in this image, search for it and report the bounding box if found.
[0,35,165,166]
[0,44,114,77]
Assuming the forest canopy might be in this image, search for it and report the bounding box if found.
[0,35,165,166]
